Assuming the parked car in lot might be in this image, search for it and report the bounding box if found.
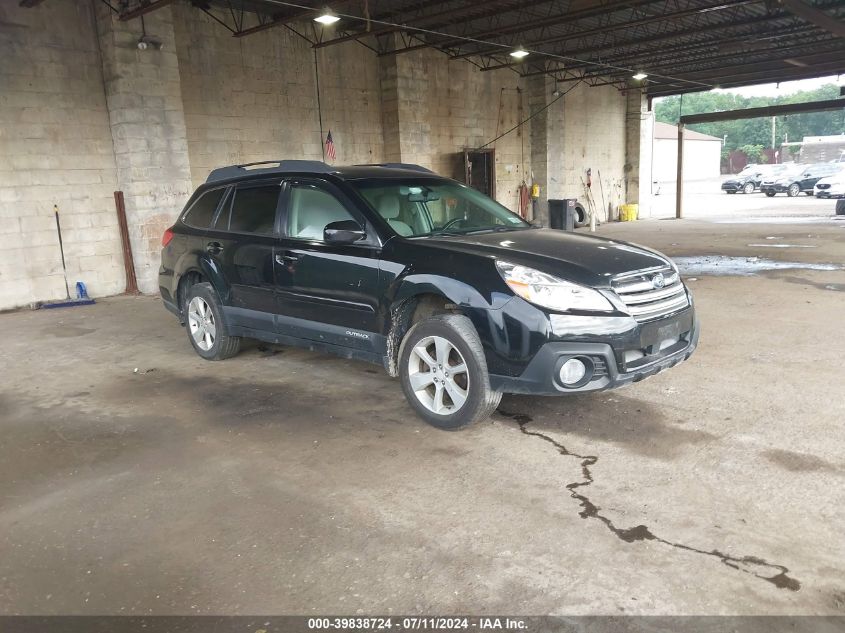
[723,164,791,194]
[761,163,841,197]
[721,172,758,194]
[813,165,845,199]
[159,161,699,429]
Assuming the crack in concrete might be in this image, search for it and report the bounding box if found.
[499,409,801,592]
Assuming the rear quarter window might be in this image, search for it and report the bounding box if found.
[182,188,226,228]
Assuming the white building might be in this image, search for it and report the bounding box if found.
[652,122,722,182]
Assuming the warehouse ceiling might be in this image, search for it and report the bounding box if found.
[99,0,845,96]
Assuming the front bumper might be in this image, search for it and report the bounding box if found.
[815,189,844,199]
[760,184,788,194]
[488,308,699,396]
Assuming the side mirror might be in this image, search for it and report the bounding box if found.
[324,220,365,244]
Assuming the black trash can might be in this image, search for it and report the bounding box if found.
[548,198,576,231]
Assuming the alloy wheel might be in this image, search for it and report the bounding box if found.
[407,335,470,415]
[188,296,216,351]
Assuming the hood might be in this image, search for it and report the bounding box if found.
[724,175,753,184]
[415,228,671,287]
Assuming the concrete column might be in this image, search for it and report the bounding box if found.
[378,37,431,167]
[95,3,193,294]
[625,84,653,217]
[527,76,566,225]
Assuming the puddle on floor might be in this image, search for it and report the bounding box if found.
[674,255,842,276]
[746,243,817,248]
[715,216,844,224]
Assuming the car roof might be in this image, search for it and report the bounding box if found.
[203,160,443,186]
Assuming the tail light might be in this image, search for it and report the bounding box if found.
[162,227,175,247]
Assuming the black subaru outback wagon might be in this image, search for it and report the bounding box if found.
[160,161,698,429]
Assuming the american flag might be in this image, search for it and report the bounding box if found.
[325,130,336,161]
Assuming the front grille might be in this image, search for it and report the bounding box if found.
[612,267,689,322]
[817,183,831,190]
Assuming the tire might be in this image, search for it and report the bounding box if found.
[743,182,754,194]
[836,199,845,215]
[765,191,776,197]
[183,282,241,360]
[787,183,800,197]
[398,313,501,430]
[573,202,588,228]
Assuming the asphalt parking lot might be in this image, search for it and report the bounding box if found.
[1,203,843,616]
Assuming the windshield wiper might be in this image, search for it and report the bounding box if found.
[428,229,462,237]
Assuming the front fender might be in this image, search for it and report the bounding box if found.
[389,273,510,311]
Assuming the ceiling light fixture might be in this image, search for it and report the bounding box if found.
[314,10,340,25]
[510,48,529,59]
[632,72,648,80]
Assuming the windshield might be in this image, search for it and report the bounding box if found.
[352,179,531,237]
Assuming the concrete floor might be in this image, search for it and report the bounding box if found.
[1,213,844,615]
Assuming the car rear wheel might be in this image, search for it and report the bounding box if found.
[398,313,501,430]
[743,182,754,194]
[184,282,241,360]
[787,183,800,197]
[836,200,845,215]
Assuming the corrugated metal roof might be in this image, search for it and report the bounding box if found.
[105,1,845,97]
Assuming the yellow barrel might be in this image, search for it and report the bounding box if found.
[619,203,638,222]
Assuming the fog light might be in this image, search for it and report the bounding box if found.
[559,358,587,386]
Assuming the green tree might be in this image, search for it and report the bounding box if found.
[739,144,765,163]
[653,84,845,153]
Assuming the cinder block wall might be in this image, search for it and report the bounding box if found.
[173,6,384,188]
[0,0,635,311]
[379,46,531,212]
[560,83,628,220]
[0,1,124,308]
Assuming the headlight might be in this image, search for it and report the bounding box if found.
[495,261,613,312]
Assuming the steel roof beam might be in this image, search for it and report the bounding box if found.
[679,97,845,124]
[453,0,758,61]
[119,0,177,20]
[312,0,518,49]
[442,0,659,59]
[777,0,845,38]
[647,62,845,96]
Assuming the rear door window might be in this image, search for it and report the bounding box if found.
[182,188,226,228]
[219,184,281,234]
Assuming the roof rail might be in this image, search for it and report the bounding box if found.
[355,163,435,174]
[206,160,335,183]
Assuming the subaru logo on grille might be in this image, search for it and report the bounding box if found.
[652,273,666,289]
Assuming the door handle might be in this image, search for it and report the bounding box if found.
[206,241,223,255]
[275,253,299,265]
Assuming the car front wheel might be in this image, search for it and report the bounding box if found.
[787,183,800,197]
[743,182,754,194]
[398,313,501,430]
[184,282,241,360]
[765,191,776,197]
